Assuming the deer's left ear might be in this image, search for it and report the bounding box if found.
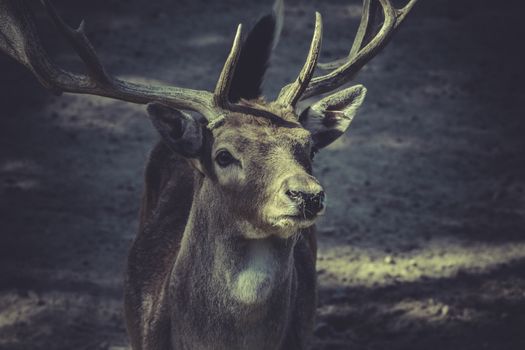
[146,102,203,158]
[300,85,367,149]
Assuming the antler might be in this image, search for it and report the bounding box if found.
[0,0,243,124]
[214,24,243,109]
[0,0,418,124]
[276,12,323,107]
[277,0,418,105]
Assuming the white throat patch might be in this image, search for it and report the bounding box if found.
[232,239,276,304]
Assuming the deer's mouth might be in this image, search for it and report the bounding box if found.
[270,214,319,230]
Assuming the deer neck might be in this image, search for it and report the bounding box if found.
[178,184,297,304]
[169,181,298,348]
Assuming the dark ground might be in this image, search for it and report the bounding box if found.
[1,0,525,349]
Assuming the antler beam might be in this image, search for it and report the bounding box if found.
[0,0,247,124]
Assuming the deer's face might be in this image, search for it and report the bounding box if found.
[208,113,324,237]
[147,84,366,239]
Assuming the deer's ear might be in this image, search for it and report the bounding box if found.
[228,0,284,102]
[300,85,367,149]
[147,103,203,158]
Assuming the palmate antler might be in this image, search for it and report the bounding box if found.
[0,0,418,123]
[0,0,242,126]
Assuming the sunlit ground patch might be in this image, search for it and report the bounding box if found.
[317,239,525,288]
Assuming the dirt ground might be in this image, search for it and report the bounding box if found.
[1,0,525,349]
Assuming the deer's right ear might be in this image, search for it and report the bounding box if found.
[147,103,203,158]
[300,85,367,149]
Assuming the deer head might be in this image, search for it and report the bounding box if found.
[0,0,418,240]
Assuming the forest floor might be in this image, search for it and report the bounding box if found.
[1,0,525,349]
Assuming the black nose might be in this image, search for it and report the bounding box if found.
[286,190,325,218]
[284,175,325,219]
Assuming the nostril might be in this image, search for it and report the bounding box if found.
[317,191,326,209]
[285,190,302,202]
[284,189,326,220]
[283,175,325,219]
[304,191,325,216]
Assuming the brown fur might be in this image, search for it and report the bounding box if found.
[122,75,370,348]
[125,111,321,350]
[125,143,195,349]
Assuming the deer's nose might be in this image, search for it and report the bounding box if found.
[283,175,325,219]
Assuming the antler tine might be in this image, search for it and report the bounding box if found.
[41,0,110,85]
[0,0,224,122]
[317,0,377,71]
[396,0,419,24]
[0,0,76,94]
[214,24,243,109]
[301,0,418,100]
[276,12,323,107]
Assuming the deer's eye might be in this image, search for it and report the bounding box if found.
[215,150,237,168]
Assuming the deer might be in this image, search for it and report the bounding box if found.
[0,0,418,348]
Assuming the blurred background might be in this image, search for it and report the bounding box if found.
[1,0,525,349]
